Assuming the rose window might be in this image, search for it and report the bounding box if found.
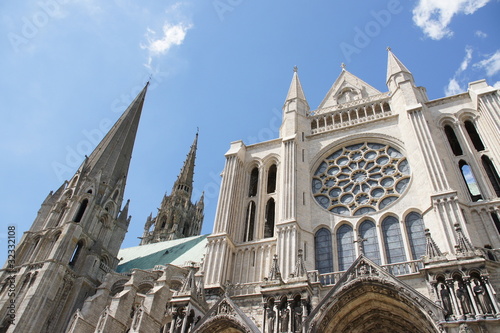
[312,142,411,216]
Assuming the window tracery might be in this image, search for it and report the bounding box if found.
[312,142,411,216]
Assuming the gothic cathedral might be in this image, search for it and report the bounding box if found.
[2,49,500,333]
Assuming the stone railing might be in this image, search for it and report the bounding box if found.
[309,95,393,134]
[309,93,390,116]
[317,259,423,286]
[227,282,261,296]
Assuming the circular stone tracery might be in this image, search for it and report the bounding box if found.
[312,142,411,216]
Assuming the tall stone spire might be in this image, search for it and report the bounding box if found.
[0,82,149,333]
[172,131,198,197]
[140,131,204,245]
[84,83,148,184]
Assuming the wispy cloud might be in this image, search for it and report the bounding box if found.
[474,50,500,77]
[445,46,473,96]
[475,30,487,38]
[445,48,500,96]
[412,0,490,40]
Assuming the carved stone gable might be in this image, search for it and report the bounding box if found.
[192,295,260,333]
[317,70,383,110]
[304,255,444,333]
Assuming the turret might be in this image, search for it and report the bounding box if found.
[280,67,310,138]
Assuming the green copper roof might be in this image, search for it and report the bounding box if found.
[116,234,208,273]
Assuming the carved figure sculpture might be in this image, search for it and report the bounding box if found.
[456,282,471,314]
[439,283,453,316]
[267,307,276,333]
[280,308,289,332]
[473,279,492,314]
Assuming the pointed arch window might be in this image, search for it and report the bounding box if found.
[264,199,275,238]
[359,220,381,265]
[459,160,482,202]
[444,125,463,156]
[490,212,500,235]
[55,203,67,226]
[314,228,333,274]
[160,216,167,229]
[248,167,259,197]
[243,201,256,242]
[337,224,355,271]
[382,216,407,264]
[28,237,41,262]
[267,164,277,193]
[481,155,500,197]
[69,240,84,267]
[74,199,88,222]
[464,120,485,151]
[405,212,426,260]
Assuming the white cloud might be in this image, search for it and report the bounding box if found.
[459,47,473,71]
[444,46,473,96]
[494,81,500,89]
[412,0,490,40]
[141,21,192,69]
[474,50,500,77]
[445,78,464,96]
[475,30,488,38]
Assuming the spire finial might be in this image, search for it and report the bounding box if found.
[386,46,391,51]
[341,63,346,70]
[293,65,298,73]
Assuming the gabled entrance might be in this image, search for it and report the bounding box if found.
[305,256,444,332]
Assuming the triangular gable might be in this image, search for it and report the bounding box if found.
[192,294,260,333]
[304,255,444,332]
[317,70,382,110]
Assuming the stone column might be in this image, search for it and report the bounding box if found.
[301,300,308,333]
[446,279,460,319]
[481,276,500,315]
[263,304,267,333]
[464,277,482,318]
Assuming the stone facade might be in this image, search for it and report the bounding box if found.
[2,49,500,333]
[200,50,500,332]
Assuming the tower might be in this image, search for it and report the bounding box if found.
[140,132,204,245]
[198,50,500,332]
[0,83,148,333]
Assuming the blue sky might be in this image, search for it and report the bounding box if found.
[1,0,499,264]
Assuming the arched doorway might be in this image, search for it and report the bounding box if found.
[308,280,441,333]
[194,317,248,333]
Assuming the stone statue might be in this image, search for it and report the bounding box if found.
[267,307,276,333]
[439,283,453,316]
[280,308,289,332]
[174,308,185,333]
[459,323,474,333]
[456,282,471,315]
[473,279,492,314]
[293,304,303,332]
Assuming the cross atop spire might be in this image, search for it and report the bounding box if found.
[285,67,307,103]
